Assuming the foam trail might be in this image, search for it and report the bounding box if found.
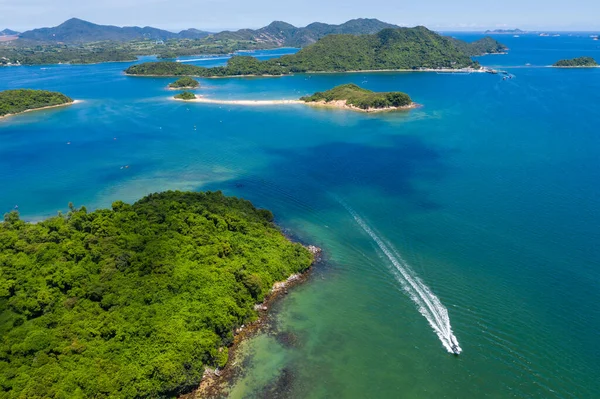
[340,200,462,354]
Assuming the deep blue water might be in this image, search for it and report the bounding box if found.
[1,34,599,398]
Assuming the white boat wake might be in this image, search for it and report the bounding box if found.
[341,201,462,354]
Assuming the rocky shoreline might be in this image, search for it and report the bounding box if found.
[306,99,419,113]
[180,244,323,399]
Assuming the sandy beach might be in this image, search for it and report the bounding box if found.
[173,97,303,105]
[0,100,81,120]
[173,96,418,112]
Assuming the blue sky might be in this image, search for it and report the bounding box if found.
[0,0,597,32]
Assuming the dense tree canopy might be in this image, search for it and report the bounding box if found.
[0,191,313,398]
[168,77,200,89]
[553,57,598,67]
[174,91,196,100]
[301,83,412,110]
[0,89,73,117]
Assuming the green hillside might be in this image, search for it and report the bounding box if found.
[0,191,313,398]
[126,26,500,77]
[301,83,412,109]
[0,89,73,117]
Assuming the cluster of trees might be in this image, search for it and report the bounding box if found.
[168,77,199,89]
[125,61,207,76]
[301,83,412,109]
[0,191,313,398]
[127,26,503,77]
[0,89,73,117]
[126,56,289,77]
[174,91,196,100]
[553,57,598,67]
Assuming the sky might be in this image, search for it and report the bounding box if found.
[0,0,598,32]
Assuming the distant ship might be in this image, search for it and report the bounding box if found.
[513,35,520,37]
[539,33,550,37]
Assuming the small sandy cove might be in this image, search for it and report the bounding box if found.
[173,97,417,113]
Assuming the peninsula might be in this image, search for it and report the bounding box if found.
[0,191,315,398]
[168,76,200,89]
[301,84,414,112]
[0,89,74,118]
[125,26,507,77]
[553,57,598,67]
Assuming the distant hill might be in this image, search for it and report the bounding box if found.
[484,29,525,34]
[177,28,211,40]
[207,18,399,47]
[18,18,190,43]
[449,36,508,56]
[0,29,19,36]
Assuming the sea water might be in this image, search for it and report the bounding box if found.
[1,33,599,398]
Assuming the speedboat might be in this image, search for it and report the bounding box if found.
[450,337,461,355]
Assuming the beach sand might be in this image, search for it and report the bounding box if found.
[174,97,303,106]
[0,100,81,120]
[173,96,418,113]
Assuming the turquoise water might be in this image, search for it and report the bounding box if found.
[1,34,600,398]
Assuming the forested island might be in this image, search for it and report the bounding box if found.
[0,89,73,118]
[301,83,413,112]
[449,36,508,56]
[168,76,200,89]
[174,91,197,100]
[0,191,314,398]
[125,27,507,77]
[553,57,598,67]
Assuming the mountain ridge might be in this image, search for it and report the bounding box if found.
[15,17,398,46]
[18,18,211,43]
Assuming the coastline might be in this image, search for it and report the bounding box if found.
[127,67,485,79]
[306,99,419,113]
[0,100,81,120]
[183,245,323,399]
[173,96,419,113]
[551,65,600,68]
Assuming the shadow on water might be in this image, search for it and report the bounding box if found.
[205,134,449,212]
